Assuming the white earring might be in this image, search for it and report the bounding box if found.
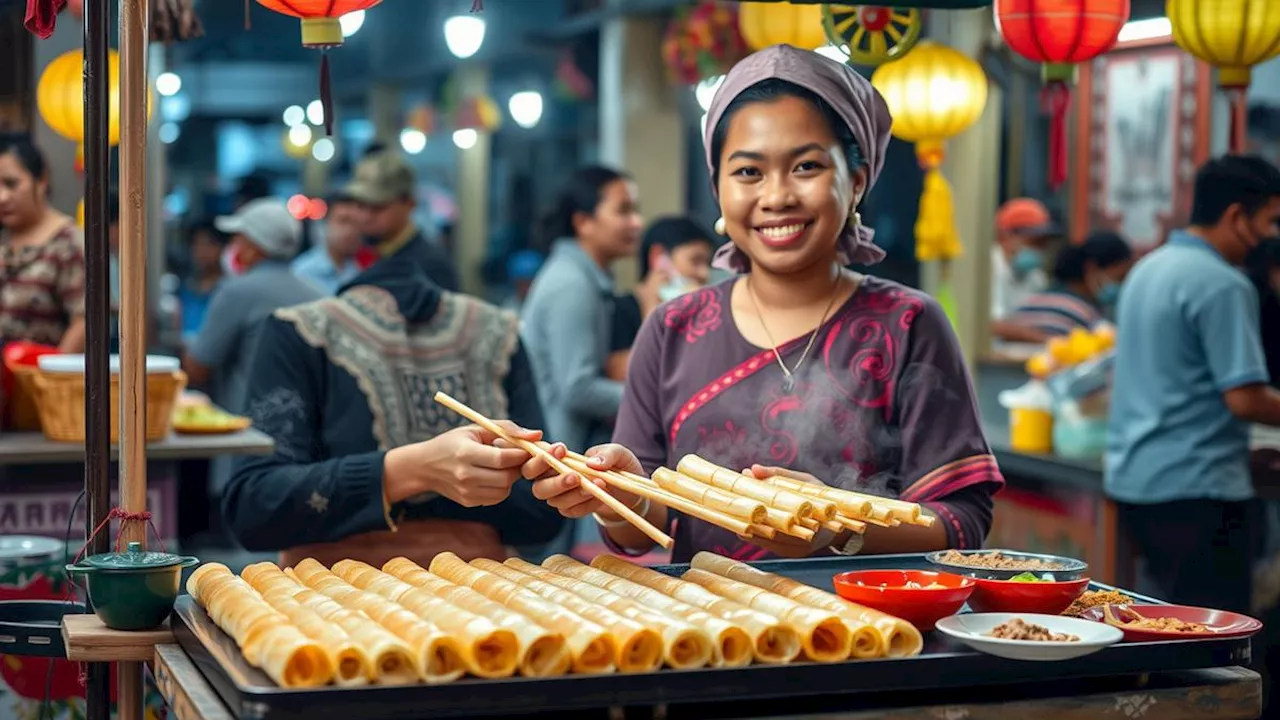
[714,217,726,235]
[849,209,861,228]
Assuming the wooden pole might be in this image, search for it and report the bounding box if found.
[82,0,113,717]
[118,0,149,717]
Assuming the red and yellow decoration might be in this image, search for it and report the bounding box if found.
[662,1,751,85]
[822,5,923,66]
[455,95,502,133]
[407,103,437,135]
[1167,0,1280,153]
[254,0,383,136]
[738,1,827,51]
[994,0,1129,188]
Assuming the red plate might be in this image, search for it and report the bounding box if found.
[1079,604,1264,642]
[832,570,974,631]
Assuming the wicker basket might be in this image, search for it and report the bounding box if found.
[30,370,188,443]
[5,364,44,431]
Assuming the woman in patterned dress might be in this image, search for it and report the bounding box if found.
[525,45,1005,563]
[0,137,86,352]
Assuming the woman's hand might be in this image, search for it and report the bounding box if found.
[384,421,540,507]
[525,443,644,519]
[742,464,840,559]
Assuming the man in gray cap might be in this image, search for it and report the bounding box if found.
[183,197,322,414]
[344,150,459,292]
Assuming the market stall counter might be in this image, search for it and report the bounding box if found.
[147,553,1260,720]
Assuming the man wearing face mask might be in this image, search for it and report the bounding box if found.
[1107,155,1280,616]
[990,198,1058,344]
[1005,231,1133,338]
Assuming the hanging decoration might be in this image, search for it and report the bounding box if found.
[555,50,595,101]
[871,40,987,326]
[661,1,751,85]
[1167,0,1280,154]
[821,5,923,66]
[455,95,502,133]
[36,48,153,172]
[254,0,383,136]
[407,104,437,135]
[994,0,1128,189]
[738,1,828,50]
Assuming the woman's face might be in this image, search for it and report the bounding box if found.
[0,152,46,229]
[576,179,643,263]
[717,95,865,276]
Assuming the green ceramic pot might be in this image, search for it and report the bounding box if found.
[66,542,198,631]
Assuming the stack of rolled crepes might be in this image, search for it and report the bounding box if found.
[187,551,923,688]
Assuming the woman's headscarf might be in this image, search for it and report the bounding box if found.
[704,44,893,271]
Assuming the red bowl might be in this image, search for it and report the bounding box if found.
[832,570,975,631]
[967,575,1089,615]
[1079,604,1264,643]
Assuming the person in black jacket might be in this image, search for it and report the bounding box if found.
[222,180,562,570]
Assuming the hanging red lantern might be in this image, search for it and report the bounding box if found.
[994,0,1129,189]
[254,0,383,136]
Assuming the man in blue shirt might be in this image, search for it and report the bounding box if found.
[1107,155,1280,614]
[292,192,364,295]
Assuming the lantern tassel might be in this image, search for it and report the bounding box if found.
[1040,81,1071,190]
[243,0,250,29]
[471,0,483,11]
[1228,87,1248,154]
[320,52,335,136]
[913,150,960,264]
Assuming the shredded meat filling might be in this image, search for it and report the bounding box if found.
[988,618,1080,642]
[937,550,1066,571]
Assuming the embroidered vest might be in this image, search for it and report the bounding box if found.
[277,286,519,450]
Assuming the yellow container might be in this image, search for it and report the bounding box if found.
[1009,407,1054,454]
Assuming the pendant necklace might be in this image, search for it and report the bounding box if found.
[747,272,843,394]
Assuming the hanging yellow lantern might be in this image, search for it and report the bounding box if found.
[738,1,828,51]
[36,48,154,172]
[871,41,987,264]
[1167,0,1280,153]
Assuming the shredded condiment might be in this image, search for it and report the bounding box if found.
[988,618,1080,642]
[936,550,1067,571]
[1102,605,1212,633]
[1062,590,1133,617]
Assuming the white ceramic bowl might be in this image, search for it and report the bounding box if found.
[935,612,1123,661]
[38,354,181,375]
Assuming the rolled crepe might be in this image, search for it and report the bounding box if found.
[330,559,519,679]
[677,455,822,519]
[383,557,570,678]
[535,556,750,668]
[473,559,663,673]
[650,468,766,523]
[185,564,333,687]
[512,558,711,670]
[590,556,801,664]
[690,552,922,658]
[429,553,615,675]
[281,560,455,685]
[682,569,854,662]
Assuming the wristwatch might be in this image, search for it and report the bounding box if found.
[829,530,865,556]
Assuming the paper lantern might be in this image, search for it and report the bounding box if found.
[994,0,1129,187]
[871,41,987,265]
[1167,0,1280,153]
[662,1,751,85]
[37,49,121,171]
[255,1,383,135]
[738,1,827,51]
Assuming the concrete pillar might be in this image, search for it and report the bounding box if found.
[598,6,687,290]
[455,64,492,296]
[367,83,402,148]
[928,9,1002,363]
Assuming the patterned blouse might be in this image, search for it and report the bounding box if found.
[612,276,1005,563]
[0,224,86,347]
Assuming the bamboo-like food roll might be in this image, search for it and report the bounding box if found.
[761,475,872,518]
[185,563,334,688]
[689,552,923,658]
[677,455,819,519]
[682,569,855,662]
[473,559,663,673]
[511,557,712,670]
[383,557,570,678]
[650,468,767,523]
[562,457,753,536]
[429,553,615,675]
[240,563,371,686]
[538,555,750,667]
[285,560,460,684]
[330,560,520,679]
[589,556,801,664]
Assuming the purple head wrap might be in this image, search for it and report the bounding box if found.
[704,44,893,272]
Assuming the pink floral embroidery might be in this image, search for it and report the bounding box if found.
[712,543,770,562]
[663,287,722,344]
[823,286,925,420]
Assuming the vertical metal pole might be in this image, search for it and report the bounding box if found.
[82,0,113,718]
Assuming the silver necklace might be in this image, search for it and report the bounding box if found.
[746,272,842,394]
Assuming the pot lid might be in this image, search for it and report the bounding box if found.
[79,542,189,570]
[0,536,63,561]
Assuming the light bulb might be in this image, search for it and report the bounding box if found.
[159,122,180,144]
[340,10,365,38]
[814,45,849,63]
[155,72,182,97]
[312,137,336,162]
[508,91,544,129]
[694,75,723,112]
[444,15,486,59]
[306,100,325,126]
[400,128,427,154]
[288,124,313,147]
[283,105,305,127]
[452,128,478,150]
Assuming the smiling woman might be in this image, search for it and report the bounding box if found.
[525,45,1006,564]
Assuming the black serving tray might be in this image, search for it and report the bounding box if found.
[172,553,1255,720]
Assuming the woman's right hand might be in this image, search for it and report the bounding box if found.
[383,422,540,507]
[525,443,645,519]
